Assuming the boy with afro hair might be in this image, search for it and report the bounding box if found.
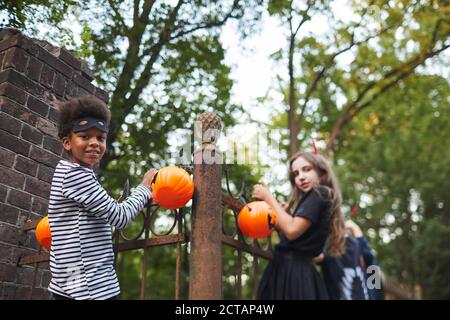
[48,95,157,300]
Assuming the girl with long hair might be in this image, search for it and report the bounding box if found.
[252,151,345,299]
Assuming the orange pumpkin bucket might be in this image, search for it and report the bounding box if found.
[151,166,194,210]
[237,201,277,238]
[36,215,51,250]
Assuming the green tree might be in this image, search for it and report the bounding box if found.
[4,0,264,191]
[335,74,450,298]
[267,0,449,157]
[4,0,268,299]
[0,0,76,28]
[266,0,449,298]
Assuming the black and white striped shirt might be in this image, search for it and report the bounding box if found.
[47,160,151,300]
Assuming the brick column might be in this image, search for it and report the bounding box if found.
[0,28,108,300]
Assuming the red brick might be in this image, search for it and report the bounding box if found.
[0,166,26,189]
[48,107,59,123]
[14,155,38,176]
[3,47,30,73]
[0,129,31,156]
[0,146,15,167]
[39,64,55,89]
[0,263,17,283]
[36,117,57,137]
[94,88,109,103]
[64,80,79,98]
[0,69,46,101]
[0,82,28,105]
[0,33,22,52]
[26,230,41,250]
[29,145,61,168]
[54,47,81,70]
[41,90,59,110]
[1,283,17,299]
[27,95,49,117]
[11,247,37,264]
[0,202,21,225]
[31,196,48,214]
[0,51,5,70]
[25,177,51,199]
[37,46,73,78]
[0,184,7,202]
[73,72,95,93]
[17,35,41,56]
[53,72,66,97]
[17,210,30,229]
[79,88,90,97]
[43,136,63,155]
[0,243,14,263]
[0,223,26,245]
[14,285,33,300]
[26,56,43,82]
[40,270,52,288]
[21,124,44,145]
[80,61,94,81]
[37,164,54,183]
[0,111,22,135]
[0,96,38,126]
[7,189,32,211]
[16,266,35,285]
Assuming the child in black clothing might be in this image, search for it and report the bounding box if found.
[252,151,345,299]
[345,220,385,300]
[314,229,369,300]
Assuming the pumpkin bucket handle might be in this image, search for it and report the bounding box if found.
[151,171,158,184]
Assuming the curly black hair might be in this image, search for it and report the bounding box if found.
[57,95,111,139]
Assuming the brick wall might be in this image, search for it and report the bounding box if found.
[0,28,108,300]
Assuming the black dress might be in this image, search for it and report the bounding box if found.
[258,186,332,300]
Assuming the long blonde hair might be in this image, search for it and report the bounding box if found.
[287,152,345,256]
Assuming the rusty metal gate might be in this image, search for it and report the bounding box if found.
[17,112,274,300]
[17,112,410,300]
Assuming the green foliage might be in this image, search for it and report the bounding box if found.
[413,218,450,299]
[335,74,450,298]
[265,0,449,298]
[118,245,187,300]
[0,0,76,28]
[79,21,92,59]
[222,246,269,300]
[6,0,449,299]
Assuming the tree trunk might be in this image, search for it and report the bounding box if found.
[288,34,299,158]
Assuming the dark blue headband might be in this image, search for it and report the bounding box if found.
[71,116,109,133]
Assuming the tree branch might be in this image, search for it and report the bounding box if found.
[299,17,402,122]
[298,0,408,124]
[124,0,184,115]
[287,0,314,156]
[103,0,158,170]
[107,0,128,33]
[157,0,241,48]
[133,0,140,24]
[326,42,450,154]
[292,0,313,39]
[354,43,450,117]
[110,0,156,113]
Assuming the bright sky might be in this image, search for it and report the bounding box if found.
[220,14,285,122]
[210,2,356,196]
[5,2,444,242]
[219,0,355,122]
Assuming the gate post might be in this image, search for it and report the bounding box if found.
[189,112,223,299]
